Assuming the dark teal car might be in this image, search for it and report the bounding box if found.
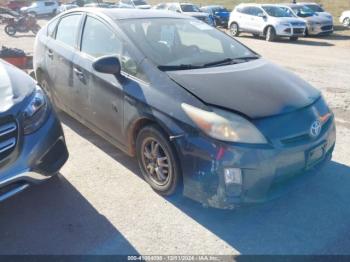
[200,5,230,28]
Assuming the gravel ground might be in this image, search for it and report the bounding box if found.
[0,20,350,255]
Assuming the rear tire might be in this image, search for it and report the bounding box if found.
[136,125,181,196]
[229,22,240,37]
[4,25,16,36]
[265,26,276,42]
[343,18,350,27]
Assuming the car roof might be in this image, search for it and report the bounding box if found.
[298,2,319,5]
[237,3,284,8]
[278,4,299,7]
[201,5,223,8]
[66,7,191,20]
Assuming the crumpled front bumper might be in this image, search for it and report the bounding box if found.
[175,119,336,209]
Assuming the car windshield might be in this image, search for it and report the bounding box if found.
[181,4,200,12]
[305,4,324,12]
[119,18,257,70]
[262,6,294,17]
[292,5,315,17]
[133,0,147,6]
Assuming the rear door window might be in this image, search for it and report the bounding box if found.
[81,16,122,58]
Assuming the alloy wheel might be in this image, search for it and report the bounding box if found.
[230,23,239,36]
[344,18,350,27]
[141,137,172,186]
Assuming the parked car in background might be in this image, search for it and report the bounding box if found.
[153,2,215,26]
[119,0,151,9]
[20,0,59,17]
[299,2,333,20]
[200,5,229,28]
[56,3,78,14]
[340,10,350,27]
[34,9,335,209]
[0,60,68,202]
[228,4,306,41]
[6,0,28,11]
[84,2,111,8]
[278,4,333,35]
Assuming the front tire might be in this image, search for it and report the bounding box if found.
[229,22,240,37]
[136,125,181,196]
[290,36,298,41]
[343,18,350,27]
[4,25,16,36]
[265,26,276,42]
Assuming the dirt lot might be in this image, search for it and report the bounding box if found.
[0,20,350,255]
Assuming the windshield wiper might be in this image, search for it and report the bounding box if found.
[158,64,202,71]
[202,56,260,68]
[158,56,260,71]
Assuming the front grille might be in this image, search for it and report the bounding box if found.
[293,28,304,34]
[0,121,18,162]
[291,22,305,27]
[281,117,333,146]
[321,25,333,31]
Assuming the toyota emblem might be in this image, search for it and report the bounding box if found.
[310,120,322,138]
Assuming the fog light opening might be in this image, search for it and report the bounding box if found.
[224,168,242,185]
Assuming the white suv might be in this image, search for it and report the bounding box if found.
[20,0,59,17]
[228,4,306,41]
[340,10,350,27]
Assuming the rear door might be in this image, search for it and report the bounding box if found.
[48,12,83,112]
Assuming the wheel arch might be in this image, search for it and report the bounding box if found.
[263,25,275,36]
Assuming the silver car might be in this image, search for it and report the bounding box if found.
[228,4,306,41]
[279,4,333,36]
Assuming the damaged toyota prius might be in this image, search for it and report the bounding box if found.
[0,60,68,201]
[34,9,336,209]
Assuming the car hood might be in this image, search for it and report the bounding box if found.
[215,11,230,18]
[0,61,35,114]
[184,12,209,18]
[302,14,331,23]
[271,17,306,24]
[166,59,320,119]
[135,4,151,9]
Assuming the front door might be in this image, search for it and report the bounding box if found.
[78,15,125,144]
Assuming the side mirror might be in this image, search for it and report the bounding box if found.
[258,13,267,19]
[93,56,121,76]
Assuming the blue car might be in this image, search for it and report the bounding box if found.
[34,9,335,209]
[200,5,230,28]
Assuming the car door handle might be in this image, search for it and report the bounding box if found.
[74,67,83,76]
[47,49,53,59]
[73,67,85,82]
